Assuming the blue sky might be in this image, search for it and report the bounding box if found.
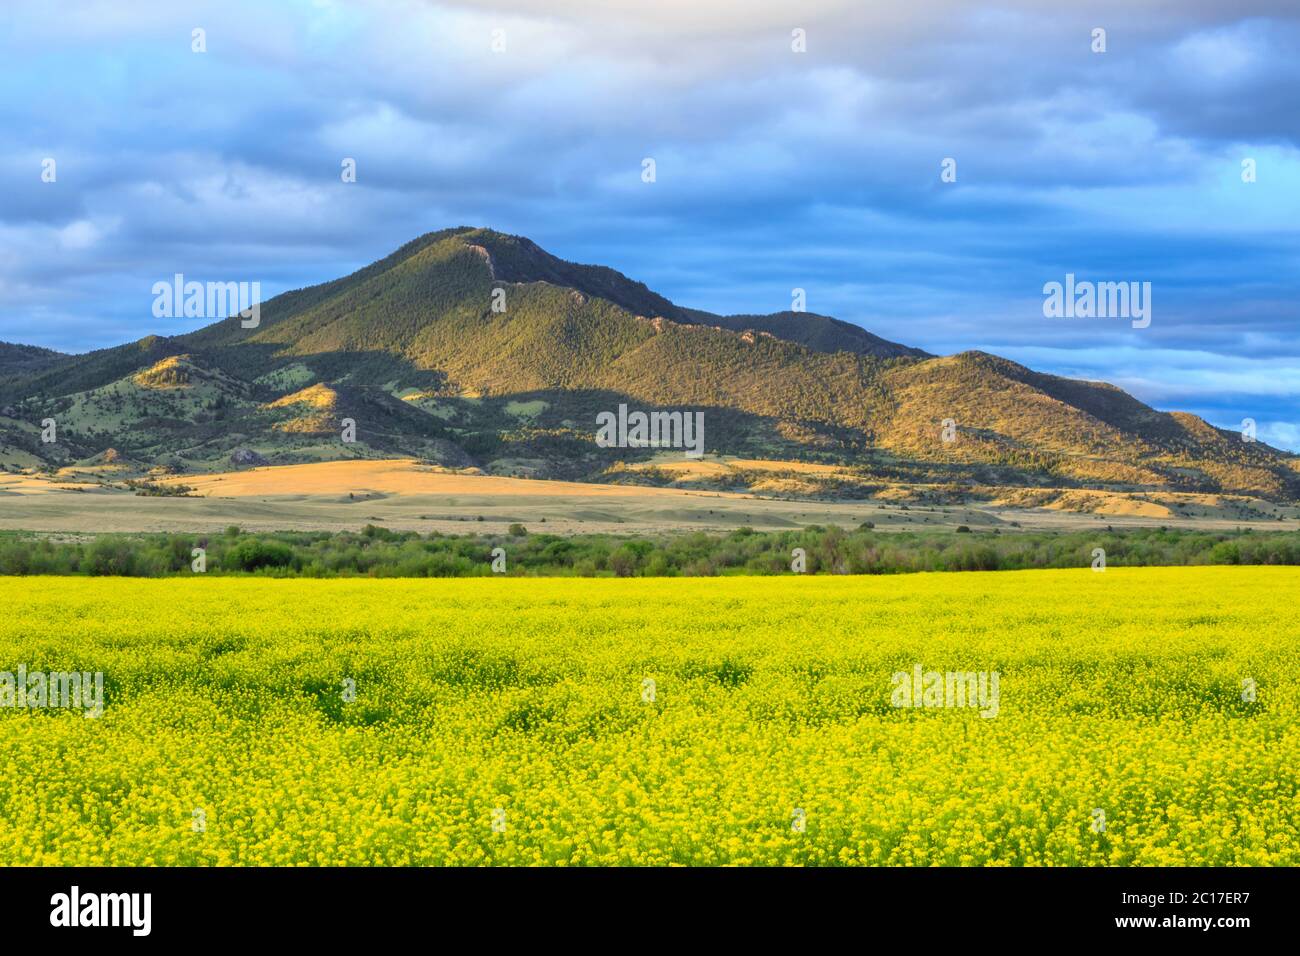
[1,0,1298,448]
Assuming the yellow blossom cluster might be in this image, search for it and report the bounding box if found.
[0,567,1294,865]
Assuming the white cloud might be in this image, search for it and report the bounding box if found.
[57,219,108,250]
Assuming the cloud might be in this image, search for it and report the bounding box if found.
[0,0,1295,449]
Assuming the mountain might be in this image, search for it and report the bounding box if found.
[1,226,1296,504]
[0,341,66,376]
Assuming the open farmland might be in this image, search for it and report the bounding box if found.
[2,460,1297,535]
[0,568,1296,865]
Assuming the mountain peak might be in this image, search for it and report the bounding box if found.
[2,228,1293,503]
[436,228,926,359]
[451,227,687,322]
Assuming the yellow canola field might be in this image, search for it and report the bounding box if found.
[0,568,1296,866]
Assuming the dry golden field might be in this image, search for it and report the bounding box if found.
[1,459,1295,535]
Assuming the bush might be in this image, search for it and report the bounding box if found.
[86,537,138,576]
[224,539,296,572]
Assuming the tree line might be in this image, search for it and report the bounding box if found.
[1,524,1298,577]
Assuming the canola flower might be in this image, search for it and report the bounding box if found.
[0,567,1295,866]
